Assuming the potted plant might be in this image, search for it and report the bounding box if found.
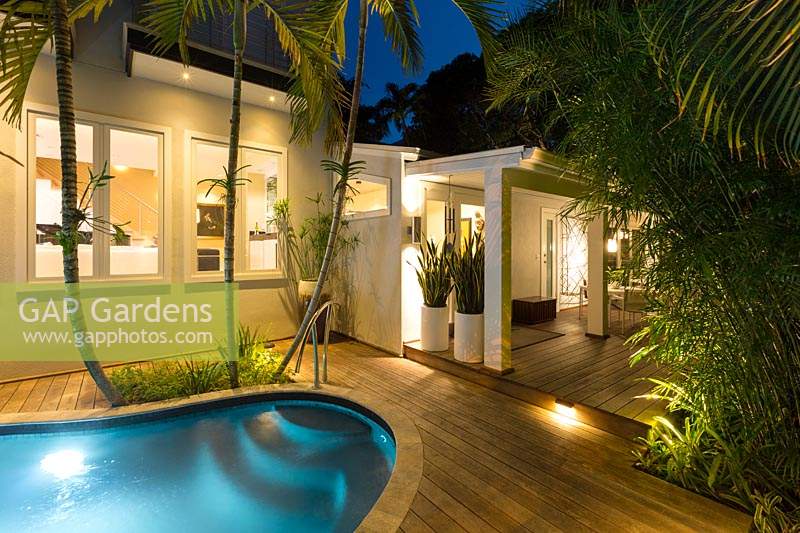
[271,196,358,340]
[272,194,359,302]
[413,238,452,351]
[448,232,484,363]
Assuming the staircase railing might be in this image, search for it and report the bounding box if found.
[294,300,336,389]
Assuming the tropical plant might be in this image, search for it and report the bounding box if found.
[0,0,127,405]
[488,1,800,528]
[141,0,342,388]
[270,194,359,283]
[413,238,451,308]
[176,358,226,395]
[276,0,501,376]
[448,232,484,315]
[647,0,800,163]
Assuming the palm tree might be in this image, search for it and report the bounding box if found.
[275,0,501,376]
[0,0,126,405]
[378,82,418,142]
[142,0,343,387]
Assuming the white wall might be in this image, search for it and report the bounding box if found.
[1,4,329,340]
[511,189,569,300]
[333,146,407,354]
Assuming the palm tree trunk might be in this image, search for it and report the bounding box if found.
[276,0,369,375]
[53,0,126,406]
[223,0,247,388]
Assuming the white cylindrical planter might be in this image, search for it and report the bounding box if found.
[420,305,449,352]
[454,312,484,363]
[298,279,317,301]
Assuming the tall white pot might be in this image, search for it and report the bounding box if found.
[454,312,484,363]
[420,305,449,352]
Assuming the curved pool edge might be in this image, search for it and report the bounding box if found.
[0,382,423,533]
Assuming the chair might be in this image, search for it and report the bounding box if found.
[611,287,646,333]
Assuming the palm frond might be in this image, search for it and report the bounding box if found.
[371,0,423,74]
[0,3,52,127]
[140,0,221,63]
[450,0,502,64]
[648,0,800,163]
[260,0,348,151]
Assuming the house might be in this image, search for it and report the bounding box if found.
[0,0,650,429]
[1,1,333,339]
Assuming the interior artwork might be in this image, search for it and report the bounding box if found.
[197,204,225,237]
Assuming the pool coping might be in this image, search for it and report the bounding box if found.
[0,382,423,533]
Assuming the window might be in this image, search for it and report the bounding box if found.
[343,174,390,220]
[191,138,283,276]
[30,114,163,280]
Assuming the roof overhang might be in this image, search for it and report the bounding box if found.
[123,23,291,111]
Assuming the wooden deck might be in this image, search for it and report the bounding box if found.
[508,306,664,424]
[0,339,749,531]
[405,306,664,426]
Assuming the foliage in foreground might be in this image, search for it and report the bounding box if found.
[111,327,290,404]
[489,1,800,529]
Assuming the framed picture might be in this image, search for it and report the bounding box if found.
[197,204,224,237]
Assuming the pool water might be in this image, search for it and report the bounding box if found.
[0,400,395,532]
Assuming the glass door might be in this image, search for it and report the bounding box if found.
[541,208,558,299]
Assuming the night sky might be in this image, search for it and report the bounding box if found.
[343,1,531,106]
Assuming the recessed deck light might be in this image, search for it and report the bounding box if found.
[182,71,190,81]
[554,398,576,418]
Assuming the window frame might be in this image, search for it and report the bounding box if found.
[26,108,170,282]
[184,131,288,281]
[342,172,392,221]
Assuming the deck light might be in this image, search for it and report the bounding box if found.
[182,70,190,81]
[112,164,128,172]
[269,95,276,102]
[40,450,88,479]
[554,398,576,418]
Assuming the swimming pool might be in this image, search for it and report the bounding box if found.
[0,396,396,532]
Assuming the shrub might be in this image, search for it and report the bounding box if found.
[111,326,291,404]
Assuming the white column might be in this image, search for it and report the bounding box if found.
[586,212,609,337]
[483,167,512,372]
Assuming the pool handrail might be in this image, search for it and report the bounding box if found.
[294,300,336,389]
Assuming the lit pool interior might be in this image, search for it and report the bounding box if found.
[0,398,395,532]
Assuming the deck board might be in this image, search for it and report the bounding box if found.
[406,306,665,424]
[0,337,749,532]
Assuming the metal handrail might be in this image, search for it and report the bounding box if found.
[294,300,336,389]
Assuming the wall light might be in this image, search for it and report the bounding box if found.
[606,238,618,253]
[181,70,190,81]
[269,95,276,103]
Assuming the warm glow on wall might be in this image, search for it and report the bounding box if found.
[402,175,422,214]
